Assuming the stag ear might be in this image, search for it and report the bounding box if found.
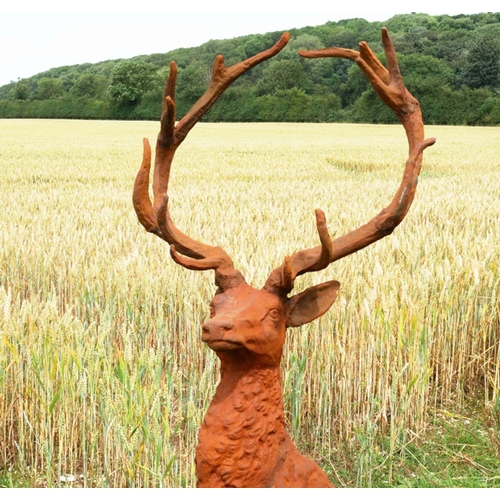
[286,280,340,328]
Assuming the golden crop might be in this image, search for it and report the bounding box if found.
[0,119,499,486]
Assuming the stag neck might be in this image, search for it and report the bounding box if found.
[216,348,283,374]
[217,361,282,389]
[196,362,287,487]
[203,360,286,443]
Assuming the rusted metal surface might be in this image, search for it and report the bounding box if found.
[132,29,434,488]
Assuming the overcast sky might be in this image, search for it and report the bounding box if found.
[1,1,499,86]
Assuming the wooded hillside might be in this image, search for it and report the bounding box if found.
[1,12,499,124]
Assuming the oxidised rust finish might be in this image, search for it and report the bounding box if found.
[195,283,336,487]
[132,29,435,488]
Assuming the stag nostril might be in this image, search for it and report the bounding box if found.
[202,321,234,334]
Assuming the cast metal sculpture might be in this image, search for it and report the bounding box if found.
[132,29,435,488]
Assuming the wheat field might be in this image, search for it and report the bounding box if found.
[0,119,499,487]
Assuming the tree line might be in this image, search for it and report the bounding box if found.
[0,12,499,125]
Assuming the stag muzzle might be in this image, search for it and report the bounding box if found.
[201,320,241,351]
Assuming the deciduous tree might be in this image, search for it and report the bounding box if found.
[108,61,157,105]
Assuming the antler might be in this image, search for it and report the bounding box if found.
[264,28,436,295]
[133,33,290,289]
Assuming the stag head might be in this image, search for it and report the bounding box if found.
[132,29,435,487]
[202,280,339,368]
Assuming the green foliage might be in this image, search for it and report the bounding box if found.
[254,88,342,122]
[0,96,111,119]
[176,64,210,114]
[0,12,499,123]
[483,97,500,123]
[287,33,323,52]
[399,53,454,94]
[71,73,101,98]
[256,59,309,95]
[351,88,396,124]
[12,81,29,100]
[108,60,158,105]
[243,35,276,58]
[35,77,63,100]
[0,469,29,487]
[458,35,500,89]
[339,64,373,108]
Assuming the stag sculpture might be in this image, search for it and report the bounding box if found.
[133,29,435,488]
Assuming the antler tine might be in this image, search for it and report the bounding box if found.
[174,32,290,145]
[152,32,290,208]
[300,27,422,153]
[133,138,164,238]
[156,193,234,264]
[265,28,435,295]
[132,63,177,238]
[133,33,290,288]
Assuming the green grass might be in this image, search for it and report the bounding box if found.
[323,398,500,487]
[0,470,29,488]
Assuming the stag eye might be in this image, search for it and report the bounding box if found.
[266,308,280,322]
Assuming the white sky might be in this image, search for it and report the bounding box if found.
[1,1,499,86]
